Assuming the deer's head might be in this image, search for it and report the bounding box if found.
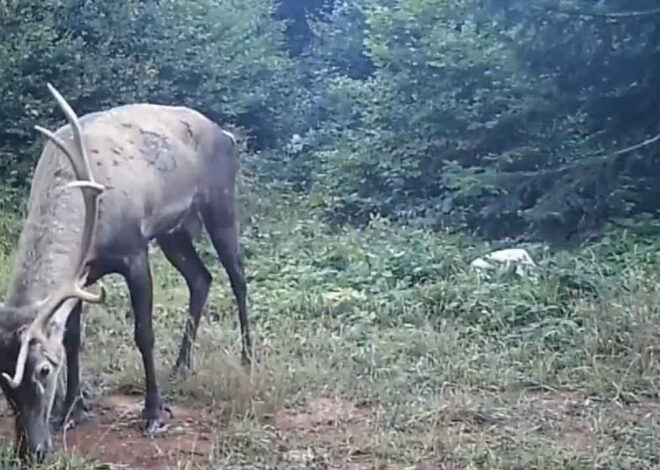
[0,84,106,460]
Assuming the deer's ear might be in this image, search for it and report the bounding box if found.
[0,329,18,355]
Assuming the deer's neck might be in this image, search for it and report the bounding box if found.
[4,148,84,309]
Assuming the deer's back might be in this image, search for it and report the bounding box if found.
[35,103,235,253]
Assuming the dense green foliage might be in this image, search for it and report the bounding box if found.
[1,0,659,241]
[0,0,294,204]
[289,0,660,242]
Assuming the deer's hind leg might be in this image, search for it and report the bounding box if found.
[201,201,252,366]
[157,230,212,378]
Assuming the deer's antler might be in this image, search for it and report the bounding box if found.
[2,84,107,389]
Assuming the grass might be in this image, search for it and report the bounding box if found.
[0,180,660,468]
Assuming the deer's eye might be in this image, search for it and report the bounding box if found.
[38,363,51,380]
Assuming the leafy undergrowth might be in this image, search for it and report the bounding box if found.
[0,190,660,468]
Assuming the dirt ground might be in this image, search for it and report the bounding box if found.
[0,393,377,469]
[0,393,217,469]
[0,388,657,469]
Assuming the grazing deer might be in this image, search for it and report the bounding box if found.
[0,84,252,459]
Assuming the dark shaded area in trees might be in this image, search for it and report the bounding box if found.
[1,0,659,244]
[275,0,334,56]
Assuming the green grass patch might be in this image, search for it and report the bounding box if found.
[0,187,659,468]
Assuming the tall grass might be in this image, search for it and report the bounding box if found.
[0,186,659,468]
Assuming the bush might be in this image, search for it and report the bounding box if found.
[0,0,295,203]
[267,0,660,242]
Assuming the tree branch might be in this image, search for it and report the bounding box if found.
[534,3,660,20]
[611,132,660,157]
[498,131,660,180]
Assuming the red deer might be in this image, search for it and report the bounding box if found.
[0,84,252,459]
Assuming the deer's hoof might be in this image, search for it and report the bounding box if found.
[53,398,91,431]
[142,404,173,437]
[144,418,170,437]
[55,412,90,432]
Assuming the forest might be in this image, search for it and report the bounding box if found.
[0,0,659,468]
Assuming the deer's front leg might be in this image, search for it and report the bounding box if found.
[58,301,91,429]
[124,251,168,436]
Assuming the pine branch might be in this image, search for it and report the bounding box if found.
[611,132,660,157]
[533,3,660,20]
[498,131,660,180]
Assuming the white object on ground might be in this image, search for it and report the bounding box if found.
[470,248,538,280]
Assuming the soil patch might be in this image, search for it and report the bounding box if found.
[273,397,375,469]
[0,394,217,470]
